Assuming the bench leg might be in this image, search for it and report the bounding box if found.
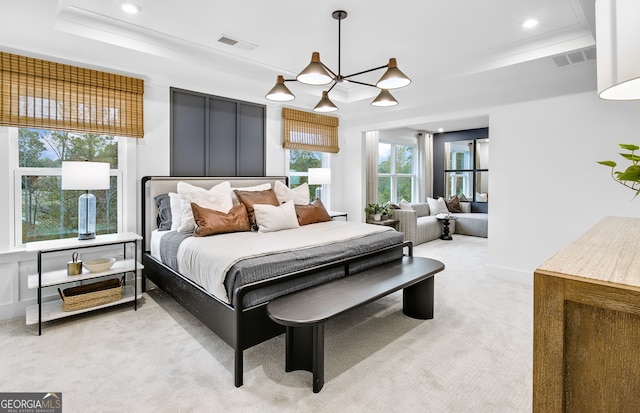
[402,276,435,319]
[285,324,325,393]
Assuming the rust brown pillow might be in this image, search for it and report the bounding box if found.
[445,195,463,213]
[295,198,332,226]
[233,188,280,230]
[191,203,250,237]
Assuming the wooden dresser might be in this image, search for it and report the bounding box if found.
[533,216,640,412]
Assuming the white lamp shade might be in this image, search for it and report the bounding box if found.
[308,168,331,185]
[61,161,110,190]
[596,0,640,100]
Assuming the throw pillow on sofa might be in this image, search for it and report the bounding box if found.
[444,195,463,213]
[427,197,449,215]
[399,199,414,211]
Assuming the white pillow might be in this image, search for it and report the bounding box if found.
[253,201,300,233]
[274,181,310,205]
[231,183,271,205]
[427,197,449,215]
[177,181,233,232]
[168,192,183,231]
[399,199,414,211]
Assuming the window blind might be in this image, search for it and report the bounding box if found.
[0,52,144,138]
[282,107,339,153]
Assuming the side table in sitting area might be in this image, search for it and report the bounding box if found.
[436,215,457,240]
[366,218,399,230]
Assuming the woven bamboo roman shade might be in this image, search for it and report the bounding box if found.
[0,52,144,138]
[282,107,339,153]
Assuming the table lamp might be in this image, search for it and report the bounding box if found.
[61,161,110,240]
[308,167,331,200]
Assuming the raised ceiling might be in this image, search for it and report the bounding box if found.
[1,0,598,132]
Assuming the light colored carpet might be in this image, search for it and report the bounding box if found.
[0,235,532,412]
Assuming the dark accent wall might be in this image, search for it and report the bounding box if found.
[170,88,266,177]
[433,127,489,213]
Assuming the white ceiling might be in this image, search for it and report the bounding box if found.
[1,0,599,133]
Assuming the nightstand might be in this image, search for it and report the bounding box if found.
[25,232,143,335]
[328,211,348,220]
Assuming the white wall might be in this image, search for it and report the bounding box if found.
[488,91,640,277]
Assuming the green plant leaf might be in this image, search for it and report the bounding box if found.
[619,153,640,161]
[619,143,640,151]
[617,165,640,182]
[597,160,617,167]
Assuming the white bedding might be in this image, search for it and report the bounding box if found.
[150,229,168,260]
[174,221,392,303]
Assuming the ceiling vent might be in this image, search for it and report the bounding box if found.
[552,47,596,68]
[217,35,256,51]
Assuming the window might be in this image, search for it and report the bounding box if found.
[14,128,122,244]
[444,138,489,202]
[286,150,330,202]
[377,142,416,203]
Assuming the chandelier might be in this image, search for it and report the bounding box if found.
[265,10,411,112]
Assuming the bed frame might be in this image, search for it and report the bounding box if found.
[141,176,410,387]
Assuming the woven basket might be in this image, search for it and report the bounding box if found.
[58,277,124,312]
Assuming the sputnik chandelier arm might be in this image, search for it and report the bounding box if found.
[265,10,411,112]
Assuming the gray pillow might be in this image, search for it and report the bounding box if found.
[154,193,172,230]
[411,203,430,217]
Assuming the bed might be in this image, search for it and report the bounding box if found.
[141,176,410,387]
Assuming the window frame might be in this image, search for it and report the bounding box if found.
[8,127,126,247]
[377,140,417,203]
[443,138,489,203]
[285,149,331,205]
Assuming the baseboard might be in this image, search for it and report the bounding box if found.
[486,264,533,287]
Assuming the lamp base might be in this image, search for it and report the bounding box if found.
[78,232,96,240]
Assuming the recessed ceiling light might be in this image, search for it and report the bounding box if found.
[121,2,141,14]
[438,128,444,133]
[522,18,538,29]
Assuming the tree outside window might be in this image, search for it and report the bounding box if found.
[378,142,415,203]
[18,128,118,243]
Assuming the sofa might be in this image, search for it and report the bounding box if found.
[393,197,488,246]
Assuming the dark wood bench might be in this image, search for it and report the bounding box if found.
[266,256,445,392]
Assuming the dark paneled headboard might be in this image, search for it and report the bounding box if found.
[141,176,288,251]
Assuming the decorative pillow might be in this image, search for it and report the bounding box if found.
[154,193,172,230]
[234,188,280,231]
[191,203,250,237]
[295,198,332,226]
[427,197,449,216]
[411,202,430,217]
[169,193,183,231]
[445,195,463,213]
[253,201,300,233]
[274,181,310,205]
[460,202,472,213]
[177,181,233,233]
[399,199,414,211]
[230,183,271,205]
